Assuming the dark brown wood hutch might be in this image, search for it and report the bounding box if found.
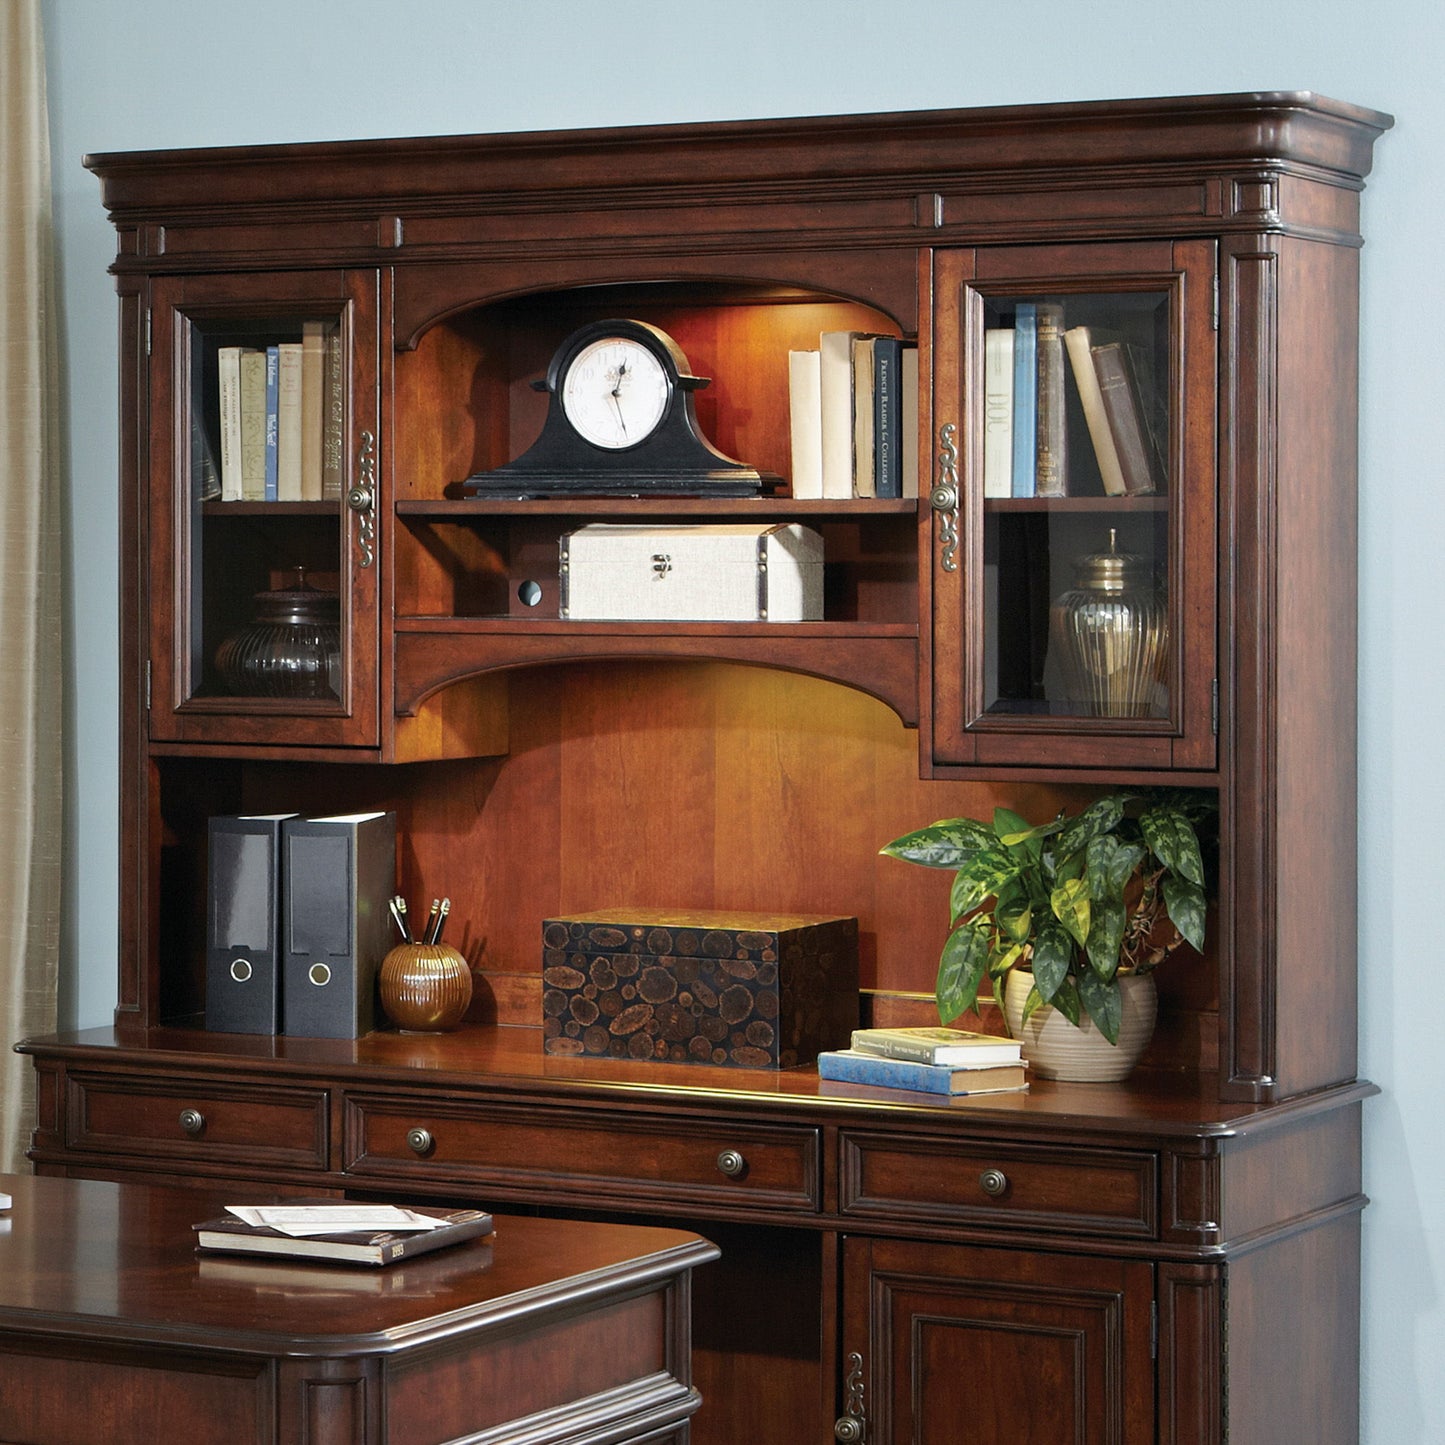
[21,91,1390,1444]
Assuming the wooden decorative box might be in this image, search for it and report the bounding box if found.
[541,908,858,1067]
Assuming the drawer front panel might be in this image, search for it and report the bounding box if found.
[840,1129,1157,1239]
[66,1070,329,1170]
[345,1094,820,1215]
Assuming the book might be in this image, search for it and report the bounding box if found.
[900,346,919,498]
[787,348,823,499]
[982,328,1014,498]
[1064,325,1127,496]
[322,327,345,500]
[819,329,863,499]
[817,1048,1028,1096]
[276,340,304,501]
[263,345,281,501]
[851,335,877,497]
[850,1026,1022,1066]
[1034,303,1068,497]
[300,321,327,501]
[218,345,244,501]
[1091,339,1161,496]
[194,1202,494,1266]
[1010,303,1037,497]
[239,347,268,500]
[872,336,903,499]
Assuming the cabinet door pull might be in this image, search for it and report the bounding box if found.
[715,1148,747,1178]
[178,1108,205,1137]
[979,1167,1008,1197]
[834,1349,867,1441]
[406,1126,435,1156]
[348,429,377,568]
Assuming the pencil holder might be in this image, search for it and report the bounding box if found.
[379,943,473,1032]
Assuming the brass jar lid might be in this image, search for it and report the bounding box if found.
[1072,529,1152,593]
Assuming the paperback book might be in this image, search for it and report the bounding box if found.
[817,1048,1028,1097]
[849,1026,1022,1066]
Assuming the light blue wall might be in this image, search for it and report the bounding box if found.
[41,1,1444,1438]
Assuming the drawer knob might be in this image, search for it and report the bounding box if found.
[716,1148,747,1179]
[178,1108,205,1137]
[834,1417,866,1443]
[406,1126,435,1157]
[979,1167,1008,1197]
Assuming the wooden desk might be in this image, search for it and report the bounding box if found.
[0,1172,718,1445]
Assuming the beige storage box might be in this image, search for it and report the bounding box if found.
[559,523,824,622]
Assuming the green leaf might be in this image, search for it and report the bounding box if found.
[1162,876,1208,952]
[1086,898,1127,979]
[994,807,1063,857]
[1050,876,1091,949]
[880,817,996,870]
[1054,795,1127,860]
[1030,920,1075,1002]
[1077,972,1123,1044]
[1141,806,1205,886]
[936,923,990,1024]
[993,883,1033,945]
[1085,835,1146,901]
[989,942,1026,977]
[1048,976,1083,1026]
[949,846,1020,918]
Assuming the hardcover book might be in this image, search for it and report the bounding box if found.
[816,1048,1027,1096]
[194,1203,494,1267]
[1010,303,1038,497]
[849,1026,1022,1066]
[1034,303,1068,497]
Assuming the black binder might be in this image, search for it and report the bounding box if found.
[281,812,397,1038]
[206,814,296,1035]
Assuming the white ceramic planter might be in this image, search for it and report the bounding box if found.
[1003,969,1158,1082]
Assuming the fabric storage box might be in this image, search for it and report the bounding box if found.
[541,908,858,1067]
[559,523,824,622]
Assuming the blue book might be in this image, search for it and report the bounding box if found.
[1010,303,1037,497]
[263,345,280,501]
[816,1048,1028,1096]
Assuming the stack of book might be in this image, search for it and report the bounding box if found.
[216,323,344,503]
[816,1026,1027,1096]
[983,303,1164,500]
[788,332,919,501]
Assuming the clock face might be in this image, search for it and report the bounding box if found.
[560,336,671,450]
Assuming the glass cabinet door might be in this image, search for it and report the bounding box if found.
[146,270,380,749]
[930,241,1216,771]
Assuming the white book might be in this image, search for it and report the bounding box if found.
[1065,324,1127,496]
[983,328,1014,498]
[239,348,268,501]
[819,330,860,499]
[787,349,823,499]
[850,1026,1023,1067]
[217,346,243,501]
[276,341,304,501]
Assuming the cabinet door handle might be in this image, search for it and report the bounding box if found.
[835,1349,867,1441]
[979,1167,1008,1197]
[833,1417,865,1443]
[406,1126,435,1157]
[715,1148,747,1178]
[178,1108,205,1137]
[933,422,960,573]
[349,429,377,568]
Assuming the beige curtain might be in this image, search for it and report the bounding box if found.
[0,0,64,1174]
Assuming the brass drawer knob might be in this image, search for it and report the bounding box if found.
[406,1126,435,1157]
[178,1108,205,1137]
[716,1148,747,1179]
[833,1416,865,1443]
[979,1167,1008,1197]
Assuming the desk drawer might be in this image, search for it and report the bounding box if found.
[839,1129,1157,1240]
[345,1094,820,1216]
[65,1070,329,1171]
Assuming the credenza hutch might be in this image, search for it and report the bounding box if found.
[22,91,1390,1443]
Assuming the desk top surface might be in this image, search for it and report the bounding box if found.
[0,1172,716,1358]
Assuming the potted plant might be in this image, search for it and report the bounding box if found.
[880,790,1215,1080]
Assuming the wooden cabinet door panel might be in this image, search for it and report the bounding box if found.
[843,1235,1153,1445]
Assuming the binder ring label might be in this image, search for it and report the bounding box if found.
[229,959,253,983]
[308,963,332,987]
